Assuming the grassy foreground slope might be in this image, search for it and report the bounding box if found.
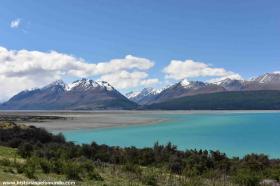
[0,146,28,182]
[145,90,280,110]
[0,121,280,186]
[0,145,235,186]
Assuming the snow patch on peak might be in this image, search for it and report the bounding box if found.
[214,78,237,85]
[22,87,39,93]
[126,91,141,99]
[180,79,190,87]
[258,74,270,83]
[179,79,205,89]
[65,79,114,91]
[96,81,114,91]
[53,80,66,86]
[214,79,227,85]
[153,88,163,94]
[44,80,67,89]
[126,87,162,99]
[142,87,161,96]
[66,79,93,90]
[254,73,280,84]
[65,81,80,91]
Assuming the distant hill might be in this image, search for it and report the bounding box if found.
[0,79,137,110]
[144,90,280,110]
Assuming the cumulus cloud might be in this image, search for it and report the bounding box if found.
[10,18,21,28]
[0,46,156,101]
[0,47,154,78]
[0,76,40,102]
[163,59,242,81]
[99,71,159,89]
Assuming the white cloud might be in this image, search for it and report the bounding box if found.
[163,59,242,81]
[273,71,280,74]
[0,46,156,101]
[10,18,21,28]
[0,76,39,102]
[99,71,159,89]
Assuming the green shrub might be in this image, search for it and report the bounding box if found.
[0,158,11,166]
[122,163,142,175]
[63,162,81,181]
[39,159,51,174]
[23,163,36,179]
[141,174,157,186]
[3,167,15,173]
[18,143,33,158]
[79,159,94,172]
[202,169,220,179]
[87,169,104,181]
[183,166,200,177]
[269,168,280,181]
[242,154,269,171]
[50,160,64,174]
[169,159,183,174]
[15,162,24,174]
[232,169,261,186]
[185,177,204,186]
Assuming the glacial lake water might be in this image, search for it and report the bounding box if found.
[59,111,280,158]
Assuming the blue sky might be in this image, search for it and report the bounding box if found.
[0,0,279,100]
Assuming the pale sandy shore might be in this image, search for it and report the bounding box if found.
[0,111,166,131]
[1,110,279,131]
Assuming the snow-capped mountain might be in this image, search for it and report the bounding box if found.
[148,80,226,104]
[253,72,280,84]
[66,79,114,92]
[215,73,280,91]
[0,79,137,110]
[1,72,280,109]
[126,87,163,105]
[214,78,247,91]
[144,73,280,109]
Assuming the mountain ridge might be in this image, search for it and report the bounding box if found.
[1,72,280,110]
[127,72,280,105]
[0,79,137,110]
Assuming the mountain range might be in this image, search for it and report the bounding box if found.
[1,72,280,110]
[0,79,137,110]
[127,72,280,105]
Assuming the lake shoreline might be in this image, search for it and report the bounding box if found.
[1,111,280,158]
[1,110,280,131]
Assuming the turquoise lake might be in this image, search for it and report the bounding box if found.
[60,112,280,158]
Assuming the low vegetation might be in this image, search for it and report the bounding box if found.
[0,114,66,122]
[0,121,279,185]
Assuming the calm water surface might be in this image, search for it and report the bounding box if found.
[59,112,280,158]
